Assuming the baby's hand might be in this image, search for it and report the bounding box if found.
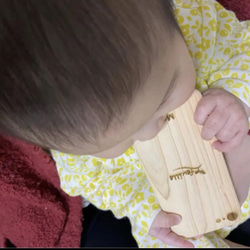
[148,210,194,248]
[194,88,249,152]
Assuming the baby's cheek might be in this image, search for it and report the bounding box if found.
[157,116,168,132]
[135,117,166,142]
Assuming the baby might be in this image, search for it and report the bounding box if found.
[0,0,250,247]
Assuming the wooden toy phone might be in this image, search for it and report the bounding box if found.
[134,90,241,238]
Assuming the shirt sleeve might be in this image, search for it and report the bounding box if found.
[174,0,250,108]
[51,147,161,244]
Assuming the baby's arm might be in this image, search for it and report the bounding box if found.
[223,132,250,206]
[198,4,250,151]
[51,149,192,248]
[178,0,250,151]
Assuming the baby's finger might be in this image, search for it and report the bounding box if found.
[194,96,217,125]
[150,228,194,248]
[151,211,181,229]
[200,109,228,141]
[214,118,239,143]
[212,130,247,152]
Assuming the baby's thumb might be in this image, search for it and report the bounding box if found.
[153,210,182,229]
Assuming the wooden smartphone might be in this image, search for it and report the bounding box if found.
[134,90,241,237]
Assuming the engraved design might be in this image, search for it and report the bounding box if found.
[169,165,206,181]
[227,212,238,221]
[164,113,175,121]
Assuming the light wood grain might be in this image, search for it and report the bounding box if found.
[134,90,241,238]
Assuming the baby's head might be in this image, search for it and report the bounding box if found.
[0,0,196,158]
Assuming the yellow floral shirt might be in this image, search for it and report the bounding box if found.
[51,0,250,248]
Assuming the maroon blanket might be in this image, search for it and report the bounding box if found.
[0,135,83,247]
[217,0,250,21]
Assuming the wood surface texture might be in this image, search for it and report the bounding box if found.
[134,90,241,237]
